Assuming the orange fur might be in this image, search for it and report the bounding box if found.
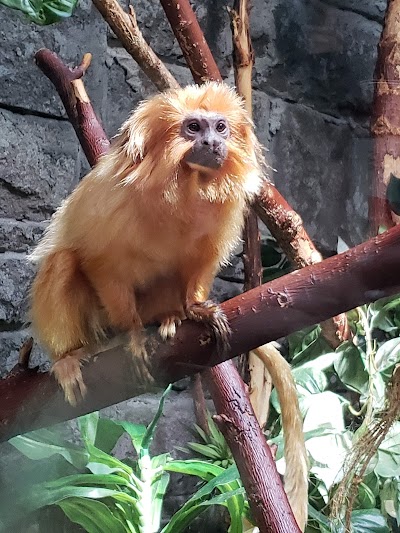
[29,82,264,403]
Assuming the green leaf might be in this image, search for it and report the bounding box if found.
[350,509,390,532]
[334,341,369,394]
[141,385,172,454]
[356,482,376,510]
[9,430,88,469]
[375,338,400,379]
[79,412,99,447]
[165,459,226,481]
[0,0,78,25]
[375,423,400,478]
[58,497,129,533]
[94,418,126,454]
[113,421,147,455]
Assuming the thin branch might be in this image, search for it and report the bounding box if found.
[92,0,179,92]
[191,373,209,435]
[3,224,400,441]
[35,49,110,167]
[229,0,271,431]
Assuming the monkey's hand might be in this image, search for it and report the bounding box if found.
[186,300,231,357]
[128,328,155,385]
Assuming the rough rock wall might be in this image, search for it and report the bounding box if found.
[0,0,384,523]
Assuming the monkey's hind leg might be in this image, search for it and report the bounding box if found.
[186,300,231,357]
[30,249,102,405]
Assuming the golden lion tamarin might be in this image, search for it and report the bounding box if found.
[29,81,308,528]
[29,82,264,404]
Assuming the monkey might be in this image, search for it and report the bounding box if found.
[29,81,308,529]
[29,82,264,405]
[253,344,308,531]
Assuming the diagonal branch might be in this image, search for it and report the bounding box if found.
[92,0,179,92]
[35,49,110,166]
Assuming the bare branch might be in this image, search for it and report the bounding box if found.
[92,0,179,92]
[159,0,222,84]
[35,49,110,167]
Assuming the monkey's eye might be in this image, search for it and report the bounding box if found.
[187,122,201,133]
[216,121,227,133]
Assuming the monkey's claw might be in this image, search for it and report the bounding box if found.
[51,355,87,406]
[159,315,182,340]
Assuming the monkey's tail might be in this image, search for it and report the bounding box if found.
[253,344,309,532]
[30,249,103,358]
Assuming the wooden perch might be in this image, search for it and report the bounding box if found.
[370,0,400,233]
[92,0,179,92]
[3,223,400,442]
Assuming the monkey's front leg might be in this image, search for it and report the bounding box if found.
[184,265,231,357]
[94,277,153,381]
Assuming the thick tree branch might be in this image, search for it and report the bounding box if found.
[35,49,110,166]
[209,362,300,533]
[3,225,400,441]
[92,0,179,92]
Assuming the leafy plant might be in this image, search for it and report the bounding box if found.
[4,386,252,533]
[268,295,400,532]
[0,0,78,25]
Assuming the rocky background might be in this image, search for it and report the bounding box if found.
[0,0,385,527]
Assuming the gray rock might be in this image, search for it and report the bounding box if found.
[253,0,381,116]
[0,1,108,118]
[0,109,78,221]
[0,218,47,253]
[268,98,370,249]
[0,254,34,324]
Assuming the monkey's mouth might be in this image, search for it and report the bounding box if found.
[185,145,227,170]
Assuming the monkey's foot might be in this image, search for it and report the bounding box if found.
[51,354,87,406]
[128,329,155,385]
[158,315,182,340]
[186,300,231,357]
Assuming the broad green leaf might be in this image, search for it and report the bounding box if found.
[188,442,225,460]
[95,418,126,454]
[349,509,390,532]
[85,443,132,477]
[288,326,321,359]
[375,338,400,379]
[58,497,129,533]
[356,482,376,510]
[79,412,99,447]
[375,424,400,478]
[113,421,147,455]
[9,431,88,469]
[334,341,369,394]
[0,0,78,25]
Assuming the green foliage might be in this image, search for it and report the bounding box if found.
[5,385,250,533]
[0,0,78,25]
[271,295,400,532]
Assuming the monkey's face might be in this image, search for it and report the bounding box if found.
[181,113,230,171]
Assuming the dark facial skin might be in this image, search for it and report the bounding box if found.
[181,113,230,170]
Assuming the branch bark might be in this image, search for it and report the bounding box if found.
[3,224,400,441]
[35,49,110,167]
[209,362,300,533]
[92,0,179,92]
[159,0,222,84]
[370,0,400,234]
